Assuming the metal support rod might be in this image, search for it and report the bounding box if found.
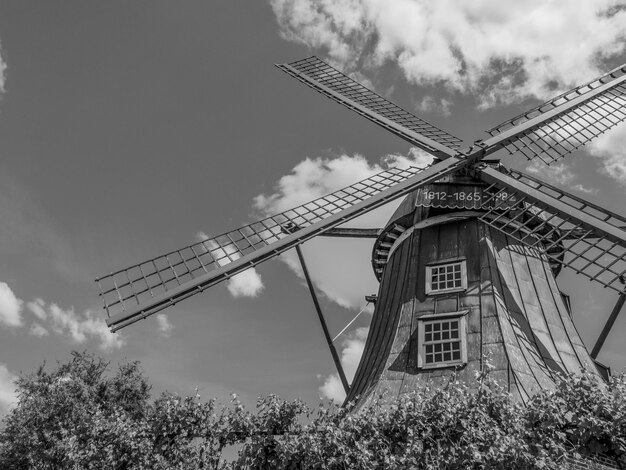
[591,292,626,359]
[295,244,350,395]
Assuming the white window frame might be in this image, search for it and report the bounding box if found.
[417,311,468,369]
[425,259,467,295]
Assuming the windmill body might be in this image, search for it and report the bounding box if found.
[96,56,626,411]
[348,172,600,408]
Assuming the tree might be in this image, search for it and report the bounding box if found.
[1,352,625,469]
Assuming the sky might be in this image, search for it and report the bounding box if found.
[0,0,626,412]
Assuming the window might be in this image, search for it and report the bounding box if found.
[425,260,467,294]
[418,312,467,369]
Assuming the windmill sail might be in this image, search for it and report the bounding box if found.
[477,167,626,293]
[484,63,626,164]
[277,56,462,159]
[98,157,467,331]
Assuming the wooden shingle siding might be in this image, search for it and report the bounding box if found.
[488,228,558,392]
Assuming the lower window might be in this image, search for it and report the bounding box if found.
[418,313,467,369]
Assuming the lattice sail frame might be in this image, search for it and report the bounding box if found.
[277,57,462,159]
[485,63,626,164]
[98,158,466,330]
[477,167,626,293]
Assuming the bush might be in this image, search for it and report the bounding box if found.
[0,352,624,469]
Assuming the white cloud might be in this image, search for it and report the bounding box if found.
[194,232,265,299]
[156,313,173,337]
[227,270,265,298]
[416,96,452,116]
[0,282,23,328]
[0,40,6,93]
[319,326,368,402]
[0,283,122,349]
[319,374,345,402]
[526,161,596,194]
[254,150,432,309]
[0,363,17,416]
[45,303,124,351]
[27,298,47,321]
[271,0,626,107]
[589,126,626,185]
[29,323,49,337]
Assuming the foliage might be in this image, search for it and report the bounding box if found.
[0,352,625,469]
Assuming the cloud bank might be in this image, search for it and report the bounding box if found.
[0,283,125,351]
[25,298,124,351]
[0,282,23,328]
[271,0,626,106]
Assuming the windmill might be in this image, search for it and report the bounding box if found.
[96,56,626,409]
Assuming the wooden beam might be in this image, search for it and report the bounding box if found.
[591,292,626,359]
[295,245,350,395]
[320,227,382,238]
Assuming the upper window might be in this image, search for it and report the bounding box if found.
[426,260,467,295]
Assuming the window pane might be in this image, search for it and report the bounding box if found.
[427,261,466,293]
[421,318,465,368]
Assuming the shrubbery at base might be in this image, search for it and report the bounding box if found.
[0,352,624,469]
